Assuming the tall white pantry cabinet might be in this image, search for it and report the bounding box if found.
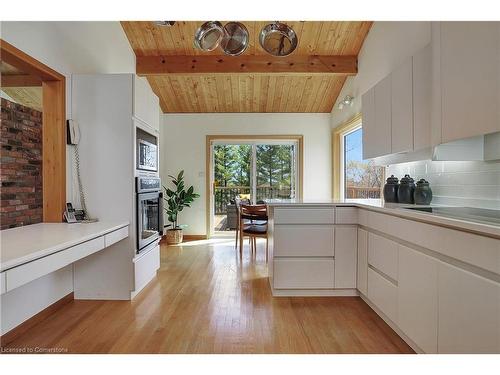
[71,74,160,300]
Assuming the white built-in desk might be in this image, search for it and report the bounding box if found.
[0,222,129,294]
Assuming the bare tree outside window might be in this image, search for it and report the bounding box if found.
[344,128,383,199]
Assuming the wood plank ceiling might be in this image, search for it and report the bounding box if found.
[121,21,372,113]
[0,61,43,111]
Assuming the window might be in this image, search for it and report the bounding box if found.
[333,115,384,200]
[340,126,383,199]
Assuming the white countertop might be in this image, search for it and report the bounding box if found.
[267,199,500,238]
[0,221,129,272]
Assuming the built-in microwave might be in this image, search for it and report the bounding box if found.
[136,127,158,172]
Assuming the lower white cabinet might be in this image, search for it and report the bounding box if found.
[133,244,160,295]
[398,245,438,353]
[438,262,500,353]
[367,268,398,323]
[334,227,357,288]
[368,232,399,281]
[274,258,335,289]
[0,271,6,295]
[357,229,368,296]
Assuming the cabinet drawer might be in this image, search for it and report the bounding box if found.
[273,208,335,225]
[6,237,105,292]
[274,258,335,289]
[368,233,398,281]
[274,225,334,257]
[0,271,5,295]
[368,268,398,323]
[104,226,129,247]
[335,207,358,224]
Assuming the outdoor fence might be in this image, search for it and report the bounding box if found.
[214,186,292,215]
[345,186,381,199]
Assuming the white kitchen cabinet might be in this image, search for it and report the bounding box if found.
[274,225,334,257]
[357,228,368,296]
[368,232,398,281]
[391,57,414,153]
[334,227,357,288]
[133,243,160,297]
[0,271,6,295]
[134,75,160,131]
[367,268,398,323]
[438,262,500,353]
[361,87,377,159]
[398,245,438,353]
[274,258,335,289]
[412,44,432,150]
[432,22,500,144]
[335,207,358,224]
[273,207,335,225]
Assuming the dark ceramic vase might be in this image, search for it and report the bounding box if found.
[383,175,399,203]
[414,179,433,205]
[397,174,415,204]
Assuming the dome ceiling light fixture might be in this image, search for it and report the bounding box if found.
[153,21,176,27]
[259,22,298,57]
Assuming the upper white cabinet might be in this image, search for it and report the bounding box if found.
[412,44,432,151]
[438,262,500,354]
[362,76,392,159]
[133,76,160,131]
[432,22,500,144]
[398,245,438,354]
[391,57,414,153]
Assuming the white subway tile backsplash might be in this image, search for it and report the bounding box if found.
[387,160,500,208]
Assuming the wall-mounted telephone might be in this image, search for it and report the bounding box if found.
[67,119,81,145]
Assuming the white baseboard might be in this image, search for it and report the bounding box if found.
[271,288,359,297]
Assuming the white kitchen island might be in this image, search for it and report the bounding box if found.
[267,199,500,354]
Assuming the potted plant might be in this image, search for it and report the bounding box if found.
[163,170,200,244]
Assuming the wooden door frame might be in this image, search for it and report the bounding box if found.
[1,39,66,222]
[205,134,304,238]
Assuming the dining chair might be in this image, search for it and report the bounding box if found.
[234,196,250,250]
[239,204,268,262]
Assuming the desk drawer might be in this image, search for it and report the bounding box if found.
[273,208,335,225]
[104,226,129,247]
[274,225,334,257]
[368,232,399,281]
[274,258,335,289]
[6,236,105,292]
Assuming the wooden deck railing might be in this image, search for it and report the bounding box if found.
[214,186,292,215]
[345,186,381,199]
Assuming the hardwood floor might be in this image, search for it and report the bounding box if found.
[2,237,413,354]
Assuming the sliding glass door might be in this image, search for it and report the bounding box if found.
[211,139,299,232]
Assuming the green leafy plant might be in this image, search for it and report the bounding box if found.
[163,170,200,229]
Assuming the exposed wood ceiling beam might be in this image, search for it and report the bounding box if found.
[1,74,43,87]
[136,55,358,76]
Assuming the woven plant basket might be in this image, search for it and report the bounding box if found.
[166,229,183,245]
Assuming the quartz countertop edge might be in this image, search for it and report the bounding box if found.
[266,199,500,239]
[0,221,130,272]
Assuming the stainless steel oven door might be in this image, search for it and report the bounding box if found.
[137,191,163,252]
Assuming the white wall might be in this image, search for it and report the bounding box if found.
[0,21,136,335]
[331,22,431,128]
[160,113,332,235]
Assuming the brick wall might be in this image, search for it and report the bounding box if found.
[1,98,43,230]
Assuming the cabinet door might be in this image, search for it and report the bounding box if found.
[439,22,500,143]
[412,44,432,151]
[357,228,368,295]
[438,262,500,353]
[274,258,335,289]
[373,75,392,157]
[362,87,376,159]
[391,57,414,153]
[367,268,398,323]
[274,225,334,257]
[134,76,160,130]
[398,245,438,353]
[334,227,357,288]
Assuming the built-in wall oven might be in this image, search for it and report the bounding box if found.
[136,176,163,253]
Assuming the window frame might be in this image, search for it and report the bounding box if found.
[339,125,363,200]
